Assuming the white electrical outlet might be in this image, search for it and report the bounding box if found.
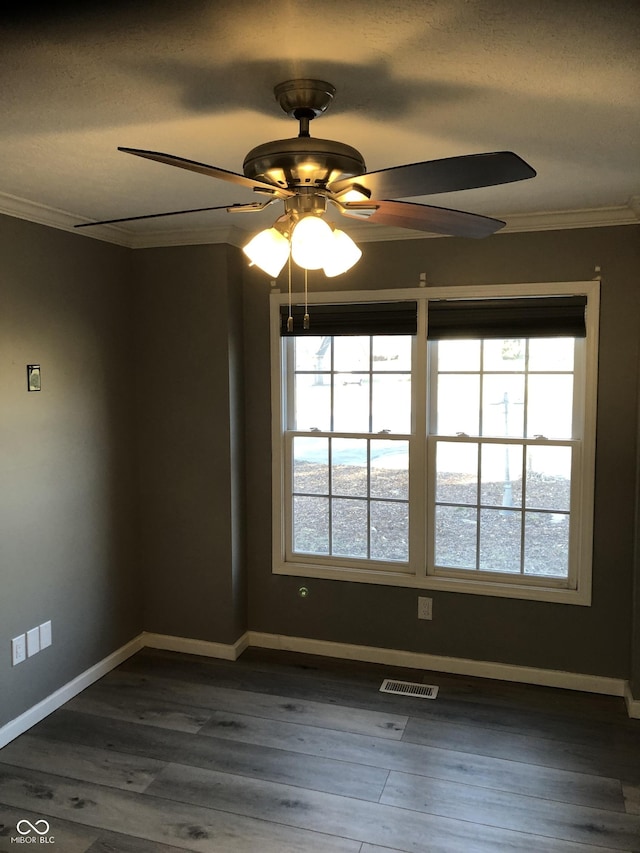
[418,596,433,620]
[12,635,27,666]
[26,626,40,657]
[40,620,52,649]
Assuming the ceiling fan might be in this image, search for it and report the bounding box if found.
[76,79,536,278]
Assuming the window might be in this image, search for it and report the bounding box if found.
[290,333,411,564]
[271,283,599,604]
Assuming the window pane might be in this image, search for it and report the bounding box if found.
[436,442,478,505]
[483,339,525,372]
[373,335,411,371]
[436,339,481,371]
[293,437,328,494]
[526,446,571,511]
[333,376,370,432]
[481,376,525,437]
[528,338,574,372]
[334,336,369,372]
[527,375,573,437]
[371,501,408,561]
[371,440,408,499]
[295,374,331,431]
[479,509,521,573]
[372,374,411,433]
[293,496,329,554]
[436,375,480,435]
[480,444,523,508]
[331,438,367,497]
[332,498,368,558]
[435,505,477,568]
[524,511,569,577]
[294,336,330,371]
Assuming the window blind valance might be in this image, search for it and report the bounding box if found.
[427,295,587,340]
[280,301,418,336]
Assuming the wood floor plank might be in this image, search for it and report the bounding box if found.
[402,715,640,784]
[197,707,626,810]
[0,734,165,793]
[380,768,640,850]
[0,802,98,853]
[0,765,361,852]
[359,846,410,853]
[623,784,640,814]
[146,760,626,853]
[65,686,213,733]
[119,651,435,719]
[85,830,202,853]
[101,669,409,739]
[30,709,390,802]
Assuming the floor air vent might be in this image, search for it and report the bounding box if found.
[380,679,439,699]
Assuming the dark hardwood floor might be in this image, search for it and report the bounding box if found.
[1,646,639,852]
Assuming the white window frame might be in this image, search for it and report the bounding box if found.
[271,281,599,605]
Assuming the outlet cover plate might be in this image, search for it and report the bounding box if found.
[418,596,433,620]
[12,635,26,666]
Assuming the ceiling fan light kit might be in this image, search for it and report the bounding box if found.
[242,227,290,278]
[77,77,536,296]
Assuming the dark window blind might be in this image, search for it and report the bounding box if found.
[427,296,587,340]
[280,302,417,336]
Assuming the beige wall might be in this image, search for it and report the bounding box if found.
[0,216,139,727]
[131,243,247,646]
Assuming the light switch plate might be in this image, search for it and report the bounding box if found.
[39,620,52,649]
[26,627,40,657]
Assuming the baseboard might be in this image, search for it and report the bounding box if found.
[625,683,640,719]
[142,631,250,661]
[248,631,627,699]
[0,634,145,749]
[1,628,634,749]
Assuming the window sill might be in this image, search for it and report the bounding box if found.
[273,559,591,605]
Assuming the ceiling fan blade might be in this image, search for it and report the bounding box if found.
[118,147,294,198]
[74,201,273,228]
[340,199,505,238]
[330,152,536,200]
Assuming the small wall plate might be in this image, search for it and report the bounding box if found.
[27,364,41,391]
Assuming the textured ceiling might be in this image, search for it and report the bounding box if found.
[1,0,639,247]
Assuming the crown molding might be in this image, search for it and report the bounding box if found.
[1,191,638,249]
[0,191,134,246]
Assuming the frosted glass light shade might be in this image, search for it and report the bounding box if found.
[243,227,290,277]
[323,229,362,277]
[290,216,333,270]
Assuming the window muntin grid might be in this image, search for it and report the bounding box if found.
[288,334,411,564]
[430,337,576,581]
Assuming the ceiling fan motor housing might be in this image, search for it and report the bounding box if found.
[243,137,366,190]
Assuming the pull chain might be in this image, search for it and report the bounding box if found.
[303,268,310,330]
[287,254,293,332]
